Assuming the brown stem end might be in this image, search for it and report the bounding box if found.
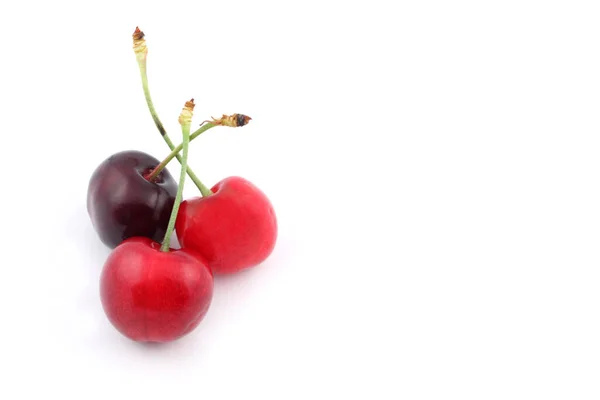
[202,113,252,127]
[179,99,195,125]
[133,26,147,56]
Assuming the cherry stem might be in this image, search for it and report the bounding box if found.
[146,123,216,197]
[134,30,208,195]
[145,115,252,195]
[161,100,194,252]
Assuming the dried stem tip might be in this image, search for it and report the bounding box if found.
[202,114,252,127]
[132,26,147,56]
[179,99,195,125]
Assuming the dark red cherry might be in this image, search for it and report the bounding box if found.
[87,150,177,248]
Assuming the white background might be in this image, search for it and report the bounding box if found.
[0,0,599,398]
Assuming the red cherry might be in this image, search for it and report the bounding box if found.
[175,176,277,274]
[100,237,213,342]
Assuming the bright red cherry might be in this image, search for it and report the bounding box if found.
[87,150,177,248]
[175,176,277,274]
[100,237,213,342]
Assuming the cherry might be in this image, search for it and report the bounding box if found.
[175,176,278,274]
[100,237,213,342]
[87,150,177,248]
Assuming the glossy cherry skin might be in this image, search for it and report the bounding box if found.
[175,176,277,274]
[100,237,214,342]
[87,150,177,248]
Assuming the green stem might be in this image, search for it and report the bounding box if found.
[136,60,208,194]
[146,123,216,197]
[161,116,191,252]
[183,166,212,197]
[139,64,167,136]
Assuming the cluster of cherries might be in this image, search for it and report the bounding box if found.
[86,28,277,343]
